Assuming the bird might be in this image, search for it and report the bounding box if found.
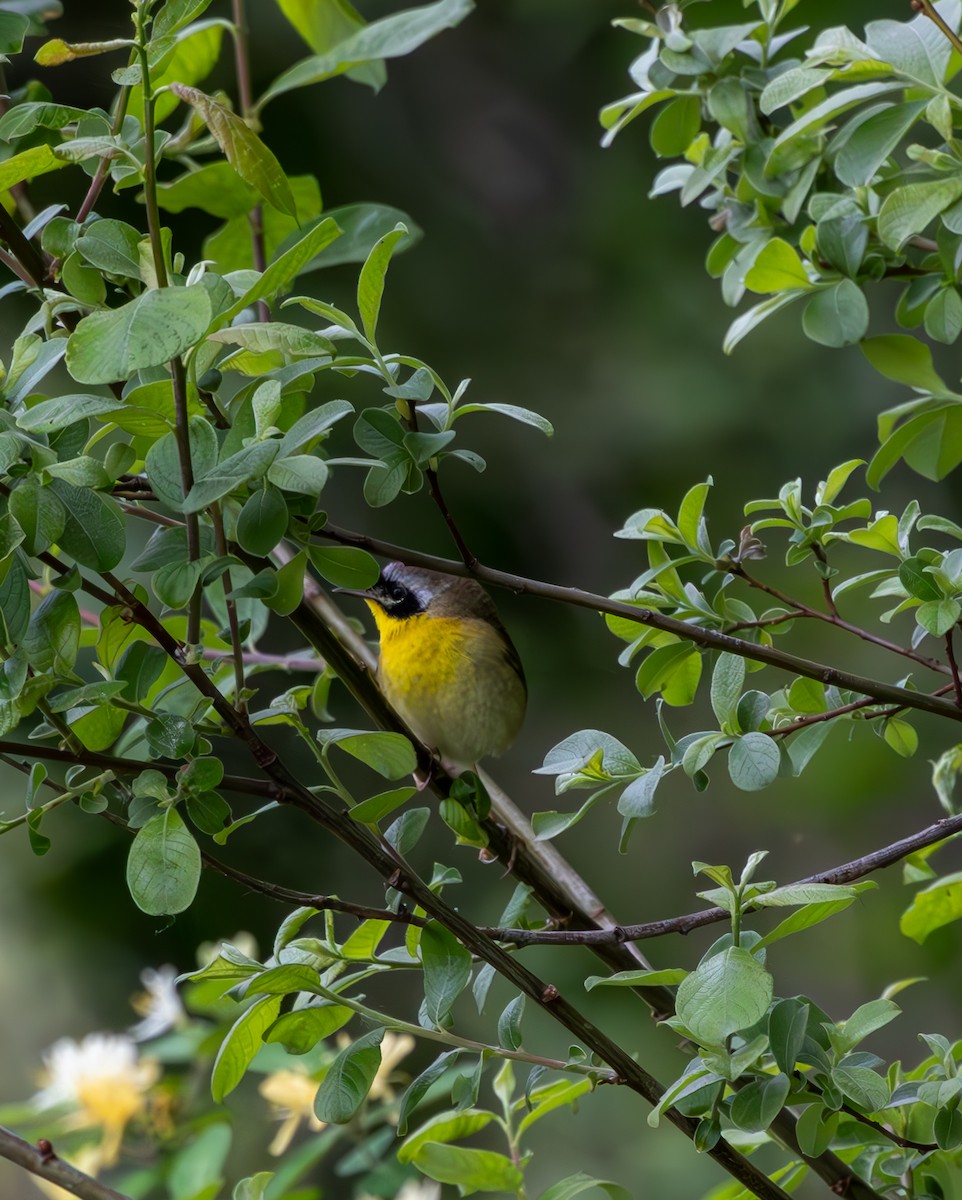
[339,561,526,771]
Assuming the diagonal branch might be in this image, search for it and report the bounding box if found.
[0,1126,132,1200]
[484,811,962,945]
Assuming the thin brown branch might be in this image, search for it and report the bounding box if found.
[0,739,271,799]
[811,545,839,617]
[312,523,962,724]
[197,852,430,927]
[0,1126,132,1200]
[947,628,962,707]
[731,563,949,677]
[914,0,962,57]
[485,811,962,946]
[211,502,246,714]
[230,0,269,322]
[76,85,131,224]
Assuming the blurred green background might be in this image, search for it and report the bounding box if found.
[3,0,961,1196]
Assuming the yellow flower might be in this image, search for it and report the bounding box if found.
[34,1033,159,1167]
[259,1068,326,1156]
[369,1031,416,1103]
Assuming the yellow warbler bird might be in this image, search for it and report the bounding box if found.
[340,562,526,770]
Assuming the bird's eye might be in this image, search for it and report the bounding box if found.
[388,583,405,602]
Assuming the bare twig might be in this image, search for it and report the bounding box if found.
[485,811,962,945]
[947,629,962,707]
[914,0,962,56]
[230,0,269,322]
[210,502,246,713]
[0,1126,132,1200]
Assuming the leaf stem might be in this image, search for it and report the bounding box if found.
[230,0,269,322]
[210,502,246,713]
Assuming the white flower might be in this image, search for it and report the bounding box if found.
[34,1033,159,1166]
[129,965,185,1041]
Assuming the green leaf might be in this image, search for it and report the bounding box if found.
[676,947,773,1044]
[308,545,380,589]
[357,223,408,343]
[384,806,430,856]
[865,7,955,88]
[399,1109,494,1162]
[66,286,212,385]
[728,733,780,792]
[126,808,202,915]
[832,1063,889,1112]
[397,1050,462,1135]
[861,333,948,392]
[901,870,962,942]
[744,238,811,294]
[650,95,700,157]
[157,160,257,219]
[835,100,928,187]
[408,1143,523,1193]
[236,487,289,556]
[306,202,422,268]
[916,598,961,637]
[224,217,342,321]
[616,757,665,819]
[769,998,809,1074]
[77,218,142,278]
[278,399,353,455]
[210,994,283,1102]
[537,1173,632,1200]
[925,286,962,345]
[878,176,962,251]
[313,1026,384,1122]
[497,993,525,1050]
[802,280,869,348]
[729,1073,790,1132]
[18,392,119,433]
[421,921,472,1028]
[145,713,195,759]
[455,402,553,436]
[169,84,296,215]
[260,0,475,107]
[899,556,943,601]
[168,1122,231,1200]
[324,730,417,779]
[585,968,687,991]
[265,1004,353,1054]
[836,998,901,1053]
[723,292,805,354]
[9,479,64,556]
[0,144,64,192]
[23,590,79,674]
[183,442,278,512]
[710,652,745,729]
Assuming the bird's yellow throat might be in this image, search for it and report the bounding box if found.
[365,600,469,691]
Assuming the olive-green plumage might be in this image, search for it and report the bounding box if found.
[350,563,526,768]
